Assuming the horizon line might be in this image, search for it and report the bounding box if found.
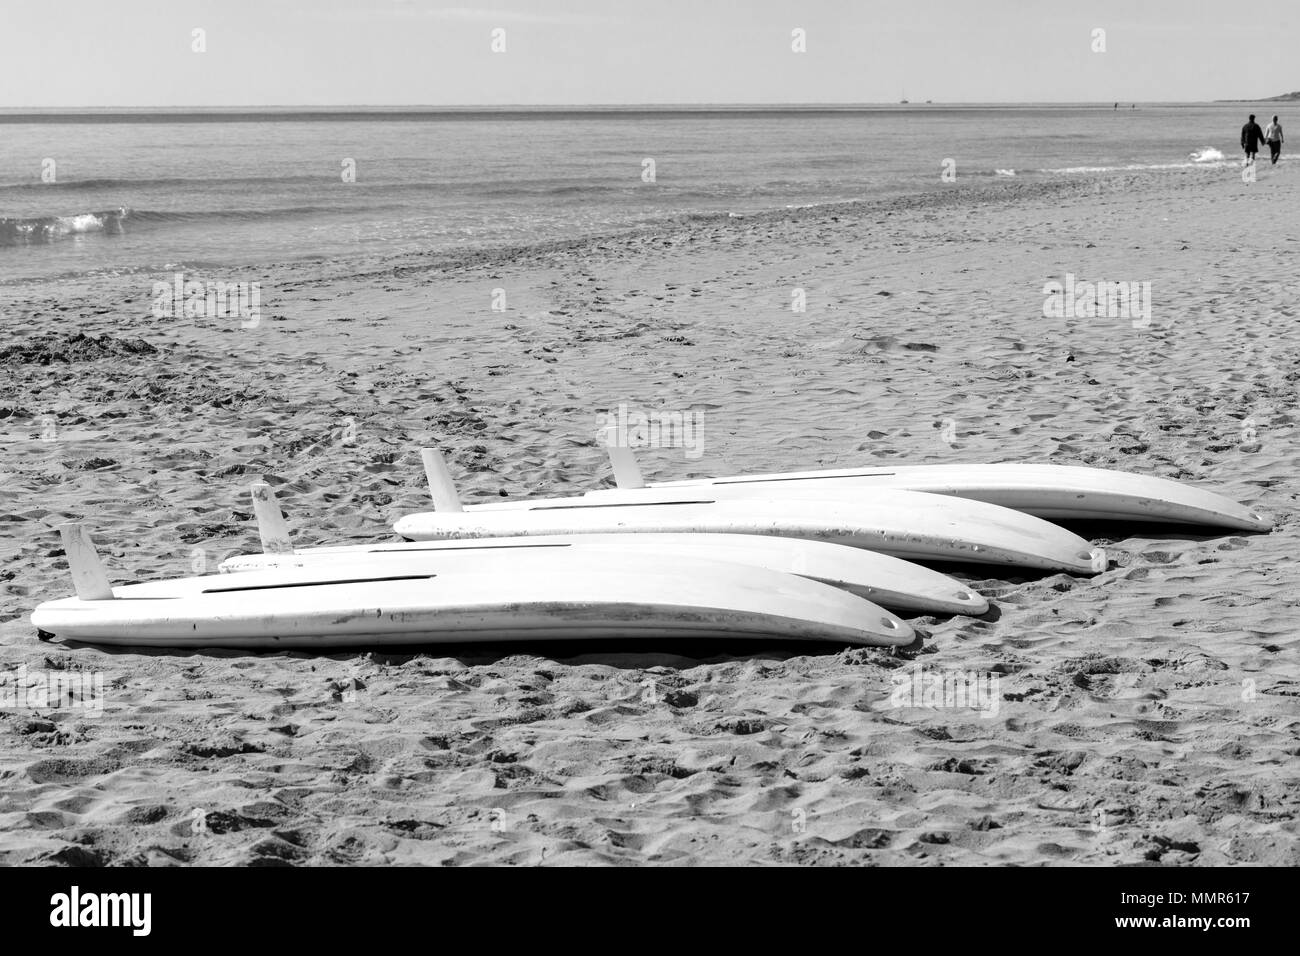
[0,99,1288,112]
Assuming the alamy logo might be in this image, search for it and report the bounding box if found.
[49,886,151,936]
[0,665,103,716]
[1042,273,1151,327]
[599,403,705,459]
[888,664,1001,718]
[152,271,261,328]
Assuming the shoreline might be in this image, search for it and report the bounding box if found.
[2,164,1232,289]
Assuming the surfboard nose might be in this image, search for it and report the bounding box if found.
[953,588,989,614]
[1241,510,1273,533]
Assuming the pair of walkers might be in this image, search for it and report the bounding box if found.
[1242,113,1283,165]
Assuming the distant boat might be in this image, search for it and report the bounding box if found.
[899,98,909,104]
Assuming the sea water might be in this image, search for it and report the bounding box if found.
[0,104,1270,282]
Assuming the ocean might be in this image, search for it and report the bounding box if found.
[0,104,1270,282]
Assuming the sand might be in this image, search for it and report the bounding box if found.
[1,165,1297,866]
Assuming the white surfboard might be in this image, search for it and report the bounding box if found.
[394,492,1105,573]
[219,533,990,617]
[32,533,913,649]
[634,460,1270,532]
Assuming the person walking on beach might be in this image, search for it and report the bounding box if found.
[1241,114,1266,165]
[1264,115,1284,165]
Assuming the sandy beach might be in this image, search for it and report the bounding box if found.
[1,164,1296,866]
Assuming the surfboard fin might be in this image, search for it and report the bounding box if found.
[250,482,294,554]
[58,524,115,601]
[602,425,646,489]
[420,448,464,512]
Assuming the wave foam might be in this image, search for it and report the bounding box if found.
[0,208,130,246]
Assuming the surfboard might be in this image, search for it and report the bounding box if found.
[635,461,1270,532]
[394,492,1105,573]
[32,530,913,649]
[219,533,990,617]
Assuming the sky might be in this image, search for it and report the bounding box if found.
[0,0,1294,108]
